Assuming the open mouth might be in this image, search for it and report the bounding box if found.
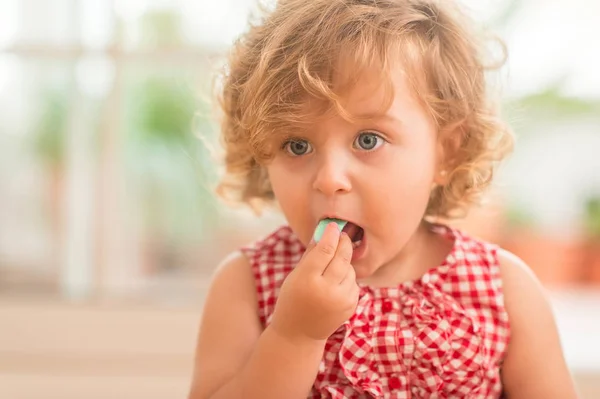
[342,222,365,249]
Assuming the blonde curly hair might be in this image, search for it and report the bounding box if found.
[215,0,514,219]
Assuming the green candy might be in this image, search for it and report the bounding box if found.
[313,218,347,243]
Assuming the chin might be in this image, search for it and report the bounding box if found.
[352,259,380,280]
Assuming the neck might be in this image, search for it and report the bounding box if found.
[358,220,452,287]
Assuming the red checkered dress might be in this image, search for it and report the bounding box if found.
[241,224,510,398]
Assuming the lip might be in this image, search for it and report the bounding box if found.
[351,232,368,262]
[315,214,367,261]
[316,214,361,228]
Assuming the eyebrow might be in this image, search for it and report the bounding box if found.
[351,112,402,125]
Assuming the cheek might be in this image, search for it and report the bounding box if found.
[267,161,311,235]
[362,147,435,235]
[268,160,306,198]
[368,146,436,194]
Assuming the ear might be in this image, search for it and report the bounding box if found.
[434,127,464,186]
[433,168,449,187]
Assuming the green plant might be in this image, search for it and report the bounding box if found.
[133,77,197,145]
[515,84,600,116]
[583,195,600,239]
[140,9,183,48]
[504,201,537,230]
[32,89,68,168]
[504,79,600,128]
[126,73,219,249]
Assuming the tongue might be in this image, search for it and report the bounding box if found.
[342,222,361,242]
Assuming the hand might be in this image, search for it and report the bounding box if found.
[270,223,360,342]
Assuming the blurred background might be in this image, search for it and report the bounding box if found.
[0,0,598,398]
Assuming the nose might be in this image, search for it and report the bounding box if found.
[312,152,352,196]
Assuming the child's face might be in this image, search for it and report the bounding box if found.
[267,65,444,279]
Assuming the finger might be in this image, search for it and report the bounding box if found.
[349,282,360,305]
[301,222,342,272]
[339,259,357,285]
[300,237,317,261]
[322,232,353,282]
[344,278,360,303]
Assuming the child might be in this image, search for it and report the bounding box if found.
[189,0,578,398]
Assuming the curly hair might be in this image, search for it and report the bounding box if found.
[214,0,514,218]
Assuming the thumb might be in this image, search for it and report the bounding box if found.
[299,222,340,273]
[300,238,317,261]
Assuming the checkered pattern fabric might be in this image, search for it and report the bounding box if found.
[240,224,510,398]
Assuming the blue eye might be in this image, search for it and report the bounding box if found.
[354,132,384,151]
[283,139,312,156]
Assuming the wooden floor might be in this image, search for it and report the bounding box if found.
[1,295,599,399]
[0,297,198,399]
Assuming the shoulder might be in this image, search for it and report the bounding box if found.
[495,247,555,342]
[240,225,305,270]
[447,226,550,327]
[495,248,559,369]
[189,252,261,399]
[207,225,296,299]
[442,225,503,276]
[206,250,256,307]
[495,251,578,397]
[452,228,550,313]
[496,248,549,313]
[208,225,302,294]
[240,225,301,255]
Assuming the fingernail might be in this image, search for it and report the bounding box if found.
[329,223,344,237]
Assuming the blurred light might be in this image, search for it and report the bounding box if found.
[0,54,18,93]
[114,0,152,21]
[114,0,179,49]
[0,53,25,134]
[504,0,600,98]
[16,0,77,45]
[460,0,512,22]
[181,0,256,48]
[75,55,115,99]
[0,0,19,49]
[80,0,114,49]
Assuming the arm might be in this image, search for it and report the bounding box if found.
[187,252,325,399]
[498,249,579,399]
